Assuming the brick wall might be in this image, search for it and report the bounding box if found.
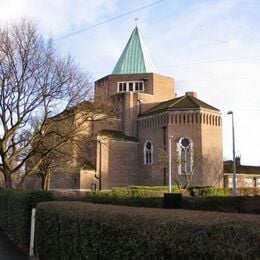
[96,137,139,189]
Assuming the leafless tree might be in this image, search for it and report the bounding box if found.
[0,20,109,188]
[157,148,203,192]
[27,101,113,190]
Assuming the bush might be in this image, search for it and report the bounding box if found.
[112,186,179,195]
[35,201,260,259]
[188,186,231,197]
[182,196,260,214]
[82,191,163,208]
[0,189,54,249]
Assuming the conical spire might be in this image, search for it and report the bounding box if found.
[112,27,158,74]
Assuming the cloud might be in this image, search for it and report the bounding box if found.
[0,0,119,36]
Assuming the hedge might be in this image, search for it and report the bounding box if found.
[182,196,260,214]
[35,201,260,259]
[188,186,231,197]
[53,187,259,213]
[0,189,54,249]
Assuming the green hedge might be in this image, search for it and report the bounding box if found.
[113,186,230,197]
[35,201,260,259]
[82,191,162,208]
[182,196,260,214]
[54,186,258,213]
[188,186,231,196]
[0,189,54,248]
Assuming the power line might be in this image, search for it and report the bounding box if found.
[55,0,164,41]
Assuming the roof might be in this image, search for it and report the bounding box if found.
[142,94,219,116]
[98,130,138,142]
[224,164,260,175]
[112,26,158,74]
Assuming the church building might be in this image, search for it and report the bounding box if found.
[86,26,223,189]
[25,26,224,190]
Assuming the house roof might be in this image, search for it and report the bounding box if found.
[98,129,138,142]
[224,164,260,175]
[142,94,219,116]
[112,26,158,74]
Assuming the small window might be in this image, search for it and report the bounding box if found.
[135,82,139,91]
[244,178,253,187]
[256,178,260,187]
[123,83,127,91]
[138,82,144,91]
[228,177,238,188]
[129,82,133,91]
[117,81,144,93]
[118,83,123,92]
[144,141,153,165]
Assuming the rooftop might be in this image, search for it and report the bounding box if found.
[98,130,138,142]
[142,93,219,116]
[224,164,260,175]
[112,26,158,75]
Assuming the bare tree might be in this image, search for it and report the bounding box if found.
[157,148,202,192]
[0,20,103,188]
[27,101,113,190]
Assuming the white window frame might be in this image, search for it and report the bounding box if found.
[228,177,238,188]
[117,81,144,93]
[177,137,193,175]
[144,141,153,165]
[244,178,253,187]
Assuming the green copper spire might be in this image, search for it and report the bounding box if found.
[112,27,158,74]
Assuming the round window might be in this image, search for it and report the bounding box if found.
[181,138,190,148]
[146,142,152,150]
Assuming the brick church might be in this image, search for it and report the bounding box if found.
[26,26,223,190]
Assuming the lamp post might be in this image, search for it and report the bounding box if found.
[168,136,174,193]
[227,111,237,196]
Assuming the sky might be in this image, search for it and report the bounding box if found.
[1,0,260,165]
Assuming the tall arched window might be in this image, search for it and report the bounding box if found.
[177,137,193,175]
[144,141,153,165]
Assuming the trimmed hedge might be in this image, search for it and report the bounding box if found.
[35,201,260,259]
[0,189,54,249]
[188,186,231,197]
[53,187,259,213]
[182,196,260,214]
[82,191,162,208]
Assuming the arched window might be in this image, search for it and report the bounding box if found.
[177,137,193,175]
[144,141,153,165]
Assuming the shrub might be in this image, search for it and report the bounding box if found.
[35,201,260,259]
[188,186,231,197]
[0,189,54,249]
[82,191,163,208]
[182,196,260,214]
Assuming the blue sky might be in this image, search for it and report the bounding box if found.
[1,0,260,165]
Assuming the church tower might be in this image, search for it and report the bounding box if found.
[95,26,175,137]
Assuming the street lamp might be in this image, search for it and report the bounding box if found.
[168,136,174,193]
[227,111,237,196]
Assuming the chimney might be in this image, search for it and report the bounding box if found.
[185,91,197,98]
[235,156,241,166]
